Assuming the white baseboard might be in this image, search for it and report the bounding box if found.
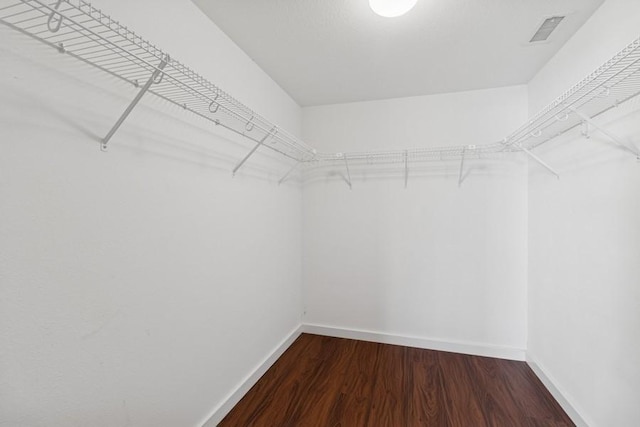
[301,323,526,361]
[198,324,536,426]
[199,325,303,427]
[526,354,591,427]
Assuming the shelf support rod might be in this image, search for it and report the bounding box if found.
[344,155,352,189]
[279,150,315,185]
[518,145,560,179]
[101,57,168,151]
[232,127,276,176]
[458,147,466,187]
[278,160,301,186]
[569,106,640,158]
[404,150,409,189]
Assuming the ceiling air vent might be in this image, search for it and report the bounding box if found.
[530,16,565,43]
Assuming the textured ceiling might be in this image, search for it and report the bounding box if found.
[193,0,604,106]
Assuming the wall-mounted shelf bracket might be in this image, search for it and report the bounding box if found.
[232,127,277,176]
[339,153,352,189]
[404,150,409,188]
[458,147,466,187]
[278,160,301,186]
[101,56,168,151]
[569,106,640,159]
[518,144,560,179]
[280,149,316,185]
[457,146,478,187]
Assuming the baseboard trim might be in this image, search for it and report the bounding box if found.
[197,323,532,426]
[199,324,303,427]
[301,323,526,361]
[526,354,591,427]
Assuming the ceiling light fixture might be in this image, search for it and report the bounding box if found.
[369,0,418,18]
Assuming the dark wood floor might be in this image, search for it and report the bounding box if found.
[220,333,574,426]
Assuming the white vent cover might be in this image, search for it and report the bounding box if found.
[530,16,565,42]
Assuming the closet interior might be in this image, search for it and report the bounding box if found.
[1,1,639,426]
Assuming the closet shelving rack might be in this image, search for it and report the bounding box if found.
[1,0,640,184]
[0,0,316,176]
[309,35,640,184]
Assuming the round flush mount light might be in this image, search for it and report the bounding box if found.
[369,0,418,17]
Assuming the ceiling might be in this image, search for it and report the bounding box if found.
[193,0,604,107]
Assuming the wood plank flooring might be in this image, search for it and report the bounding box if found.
[219,333,574,426]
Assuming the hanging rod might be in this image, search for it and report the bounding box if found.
[1,0,639,179]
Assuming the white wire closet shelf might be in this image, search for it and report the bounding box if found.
[0,0,316,174]
[1,0,640,180]
[308,35,640,176]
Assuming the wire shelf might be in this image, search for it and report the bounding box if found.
[307,35,640,169]
[1,0,639,179]
[309,142,509,166]
[0,0,315,162]
[504,37,640,150]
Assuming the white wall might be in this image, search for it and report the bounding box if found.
[302,86,530,359]
[0,1,303,426]
[527,1,640,426]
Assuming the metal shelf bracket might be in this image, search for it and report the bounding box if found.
[518,144,560,179]
[232,127,277,176]
[101,56,168,151]
[569,106,640,159]
[458,147,466,187]
[278,160,301,186]
[344,155,352,189]
[458,145,476,187]
[335,153,352,189]
[280,149,316,185]
[404,150,409,188]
